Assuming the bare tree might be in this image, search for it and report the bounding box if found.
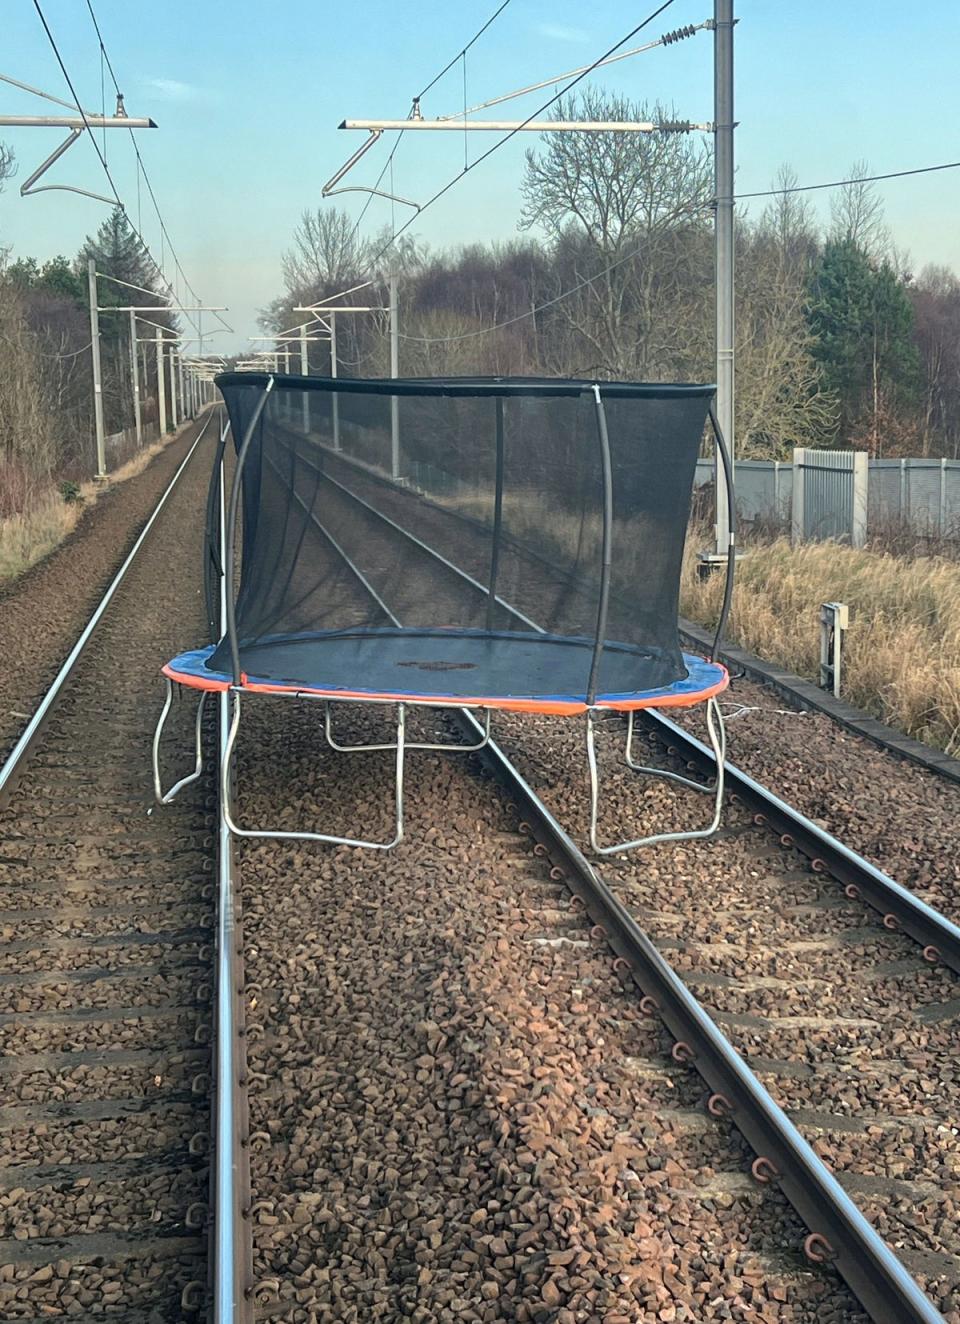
[281,208,373,302]
[911,264,960,456]
[0,141,15,262]
[830,160,889,256]
[520,90,713,378]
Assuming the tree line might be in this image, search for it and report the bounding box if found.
[1,148,177,516]
[262,92,960,461]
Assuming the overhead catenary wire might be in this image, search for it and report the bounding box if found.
[344,0,517,251]
[64,0,234,338]
[31,0,201,336]
[84,0,233,336]
[366,0,679,272]
[415,0,513,102]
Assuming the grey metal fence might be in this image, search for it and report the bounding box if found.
[695,452,960,543]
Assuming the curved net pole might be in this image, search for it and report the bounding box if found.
[707,401,736,662]
[587,384,614,706]
[203,418,229,643]
[485,396,505,633]
[224,379,275,685]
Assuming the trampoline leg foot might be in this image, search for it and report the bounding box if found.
[152,677,208,805]
[222,692,406,849]
[587,698,726,856]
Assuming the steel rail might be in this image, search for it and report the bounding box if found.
[452,709,945,1324]
[0,409,214,811]
[285,435,960,978]
[642,710,960,977]
[213,414,255,1324]
[262,436,948,1324]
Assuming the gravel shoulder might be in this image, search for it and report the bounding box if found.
[0,413,211,764]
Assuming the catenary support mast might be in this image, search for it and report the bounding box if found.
[714,0,735,556]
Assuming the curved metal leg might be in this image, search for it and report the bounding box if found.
[587,698,726,856]
[152,677,208,805]
[624,705,725,793]
[223,691,405,849]
[324,701,491,753]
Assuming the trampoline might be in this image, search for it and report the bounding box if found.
[154,372,735,854]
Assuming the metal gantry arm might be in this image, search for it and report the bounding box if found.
[0,72,156,203]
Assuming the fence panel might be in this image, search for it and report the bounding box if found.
[694,459,791,529]
[792,449,867,547]
[693,453,960,544]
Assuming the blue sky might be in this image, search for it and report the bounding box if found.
[3,0,959,352]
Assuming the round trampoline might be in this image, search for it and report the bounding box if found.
[163,628,727,715]
[153,372,735,854]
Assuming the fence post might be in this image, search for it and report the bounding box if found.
[899,457,907,521]
[791,447,806,545]
[851,450,868,547]
[940,457,947,535]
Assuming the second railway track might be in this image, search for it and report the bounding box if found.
[0,412,219,1320]
[5,400,958,1322]
[225,427,959,1322]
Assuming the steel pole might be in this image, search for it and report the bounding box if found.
[330,311,340,450]
[299,323,310,433]
[178,350,186,421]
[714,0,735,556]
[87,258,107,478]
[128,309,142,448]
[389,275,399,478]
[156,330,167,438]
[170,347,179,430]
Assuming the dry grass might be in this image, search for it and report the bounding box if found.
[681,530,960,756]
[0,491,83,581]
[0,432,178,584]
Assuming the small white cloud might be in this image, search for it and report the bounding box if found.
[536,22,590,42]
[143,77,206,102]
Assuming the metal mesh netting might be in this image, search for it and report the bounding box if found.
[209,375,714,703]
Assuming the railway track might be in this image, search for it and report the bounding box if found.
[6,398,955,1320]
[0,412,219,1321]
[231,425,958,1322]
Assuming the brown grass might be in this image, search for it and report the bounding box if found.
[0,431,181,584]
[681,530,960,757]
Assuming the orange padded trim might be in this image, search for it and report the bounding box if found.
[158,662,730,715]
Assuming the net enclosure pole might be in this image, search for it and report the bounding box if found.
[485,397,506,632]
[389,275,400,479]
[128,309,142,448]
[225,380,275,685]
[155,329,167,438]
[587,386,614,707]
[714,0,735,557]
[87,259,107,478]
[330,312,340,450]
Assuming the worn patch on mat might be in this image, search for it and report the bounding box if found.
[396,659,477,672]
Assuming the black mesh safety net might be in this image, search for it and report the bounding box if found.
[208,374,715,705]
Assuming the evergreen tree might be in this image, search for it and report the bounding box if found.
[808,237,920,447]
[75,208,175,433]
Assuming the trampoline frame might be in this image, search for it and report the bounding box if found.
[154,372,737,856]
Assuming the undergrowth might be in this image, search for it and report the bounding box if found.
[681,529,960,757]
